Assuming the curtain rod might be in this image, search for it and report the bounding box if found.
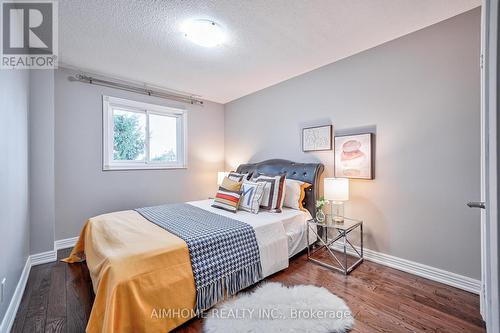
[68,74,204,105]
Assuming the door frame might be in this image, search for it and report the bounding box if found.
[481,1,499,332]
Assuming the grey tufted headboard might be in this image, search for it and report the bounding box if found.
[236,159,324,217]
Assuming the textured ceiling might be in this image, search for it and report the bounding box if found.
[59,0,481,103]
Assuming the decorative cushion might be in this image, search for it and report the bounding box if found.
[212,187,242,213]
[228,172,251,182]
[239,181,266,214]
[253,174,286,213]
[283,179,312,211]
[298,183,312,211]
[221,177,242,192]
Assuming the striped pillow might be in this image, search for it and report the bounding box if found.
[212,187,242,213]
[253,174,286,213]
[221,177,242,192]
[228,172,251,182]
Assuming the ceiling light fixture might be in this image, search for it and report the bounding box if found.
[181,19,226,47]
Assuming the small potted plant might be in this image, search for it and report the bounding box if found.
[315,196,328,222]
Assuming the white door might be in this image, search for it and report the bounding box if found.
[474,1,499,332]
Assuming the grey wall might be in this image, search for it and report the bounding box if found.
[0,71,30,322]
[225,9,481,279]
[54,68,225,240]
[29,70,55,253]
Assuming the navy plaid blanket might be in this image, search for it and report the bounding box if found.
[135,203,262,312]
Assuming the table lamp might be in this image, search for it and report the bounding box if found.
[324,178,349,223]
[217,171,229,186]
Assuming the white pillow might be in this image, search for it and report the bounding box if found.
[283,179,311,210]
[239,180,266,214]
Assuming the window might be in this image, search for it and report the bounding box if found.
[103,96,187,170]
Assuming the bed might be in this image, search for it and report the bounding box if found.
[64,159,324,333]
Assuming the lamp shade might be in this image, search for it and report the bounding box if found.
[324,178,349,201]
[217,171,229,185]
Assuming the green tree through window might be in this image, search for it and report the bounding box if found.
[113,114,145,160]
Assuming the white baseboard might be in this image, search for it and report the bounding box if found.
[330,243,481,294]
[0,257,31,333]
[54,236,78,251]
[0,244,64,332]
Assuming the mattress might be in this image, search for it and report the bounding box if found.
[189,200,314,276]
[65,200,315,333]
[284,210,316,257]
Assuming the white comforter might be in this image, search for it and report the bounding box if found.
[189,199,312,277]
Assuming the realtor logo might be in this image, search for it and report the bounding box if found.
[1,0,58,69]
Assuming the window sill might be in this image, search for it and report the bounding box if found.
[103,164,187,171]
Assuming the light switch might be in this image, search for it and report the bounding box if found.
[0,278,5,303]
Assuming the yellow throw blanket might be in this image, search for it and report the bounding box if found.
[63,210,196,332]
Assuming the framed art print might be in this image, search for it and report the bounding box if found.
[302,125,332,152]
[334,133,374,179]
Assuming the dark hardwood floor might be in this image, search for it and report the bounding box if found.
[12,248,485,333]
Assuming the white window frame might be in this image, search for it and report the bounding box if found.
[103,95,187,170]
